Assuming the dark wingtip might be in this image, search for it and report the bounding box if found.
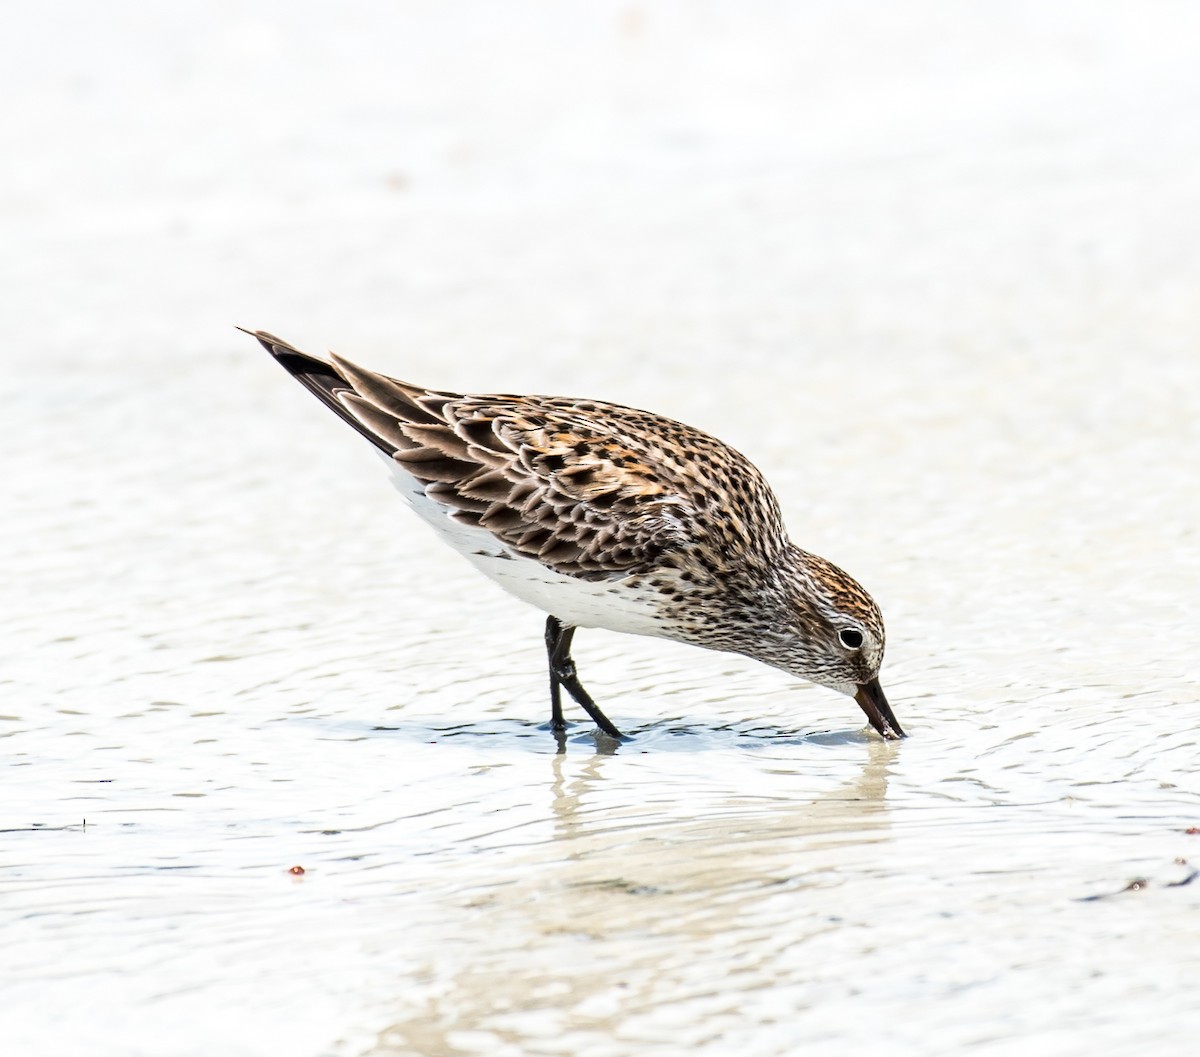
[244,327,398,453]
[238,327,337,384]
[237,327,298,357]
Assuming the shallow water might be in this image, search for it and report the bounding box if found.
[3,3,1200,1055]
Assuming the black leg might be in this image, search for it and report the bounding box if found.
[544,616,624,739]
[545,616,568,733]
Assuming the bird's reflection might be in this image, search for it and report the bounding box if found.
[368,730,901,1056]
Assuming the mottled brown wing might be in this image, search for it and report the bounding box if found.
[328,352,699,578]
[436,398,707,576]
[251,330,778,580]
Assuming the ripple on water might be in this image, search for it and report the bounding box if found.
[5,5,1200,1054]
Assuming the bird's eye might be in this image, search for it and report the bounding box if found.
[838,628,864,650]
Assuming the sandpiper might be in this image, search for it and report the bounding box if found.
[246,330,904,741]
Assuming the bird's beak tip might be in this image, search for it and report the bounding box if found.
[854,678,906,740]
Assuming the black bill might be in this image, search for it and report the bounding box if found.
[854,678,906,740]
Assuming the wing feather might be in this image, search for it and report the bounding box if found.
[252,330,784,579]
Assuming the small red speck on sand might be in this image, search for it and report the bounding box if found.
[1186,827,1200,835]
[288,866,305,876]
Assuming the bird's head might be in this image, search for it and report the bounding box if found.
[758,547,905,740]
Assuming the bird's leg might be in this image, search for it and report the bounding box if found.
[545,615,568,733]
[544,616,624,739]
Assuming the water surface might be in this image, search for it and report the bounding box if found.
[3,3,1199,1055]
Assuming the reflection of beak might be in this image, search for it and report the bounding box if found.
[854,678,906,740]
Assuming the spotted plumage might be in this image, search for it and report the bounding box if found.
[247,329,904,741]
